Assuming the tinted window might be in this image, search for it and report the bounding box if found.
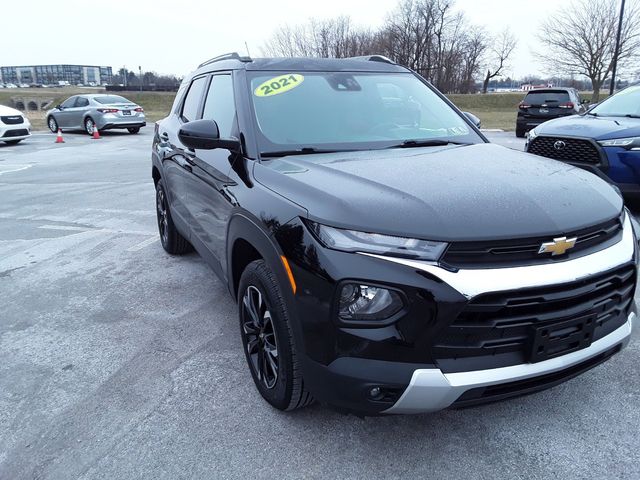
[61,96,77,108]
[249,71,481,152]
[523,91,570,105]
[181,77,207,122]
[591,85,640,117]
[76,97,89,107]
[94,95,130,104]
[202,75,236,137]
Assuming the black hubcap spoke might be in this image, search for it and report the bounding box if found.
[156,189,168,244]
[242,286,279,389]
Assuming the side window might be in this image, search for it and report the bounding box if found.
[202,75,236,137]
[76,97,89,107]
[61,96,77,108]
[181,76,207,122]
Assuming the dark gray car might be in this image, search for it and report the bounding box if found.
[46,94,146,135]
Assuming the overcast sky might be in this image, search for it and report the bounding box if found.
[4,0,566,78]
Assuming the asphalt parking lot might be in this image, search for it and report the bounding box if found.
[1,128,638,480]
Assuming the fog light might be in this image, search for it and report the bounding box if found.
[338,283,403,322]
[368,387,382,400]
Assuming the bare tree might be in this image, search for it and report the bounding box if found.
[262,0,492,94]
[481,29,517,93]
[536,0,640,102]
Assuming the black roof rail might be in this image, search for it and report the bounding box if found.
[348,55,395,65]
[198,52,252,68]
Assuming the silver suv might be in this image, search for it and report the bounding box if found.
[46,94,146,135]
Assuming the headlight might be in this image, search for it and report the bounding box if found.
[597,137,640,149]
[338,283,404,323]
[527,128,538,140]
[308,221,448,261]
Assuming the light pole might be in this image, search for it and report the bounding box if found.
[610,0,626,95]
[139,65,142,92]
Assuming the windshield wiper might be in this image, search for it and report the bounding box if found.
[623,114,640,119]
[260,147,351,158]
[385,139,471,149]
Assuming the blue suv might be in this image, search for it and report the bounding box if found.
[526,85,640,195]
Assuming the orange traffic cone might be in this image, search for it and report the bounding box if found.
[92,123,101,140]
[55,129,65,143]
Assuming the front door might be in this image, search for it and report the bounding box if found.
[185,73,239,276]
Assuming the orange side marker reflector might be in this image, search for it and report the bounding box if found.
[280,256,297,294]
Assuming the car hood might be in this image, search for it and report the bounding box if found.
[254,143,622,241]
[535,114,640,140]
[0,105,23,116]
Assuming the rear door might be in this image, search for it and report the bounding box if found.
[71,96,90,127]
[520,90,572,120]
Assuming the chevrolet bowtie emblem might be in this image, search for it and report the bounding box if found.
[538,236,577,256]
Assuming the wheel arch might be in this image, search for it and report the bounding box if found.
[226,213,292,303]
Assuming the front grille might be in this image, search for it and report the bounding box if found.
[1,115,24,125]
[1,129,29,138]
[442,216,622,268]
[528,136,602,164]
[434,264,635,372]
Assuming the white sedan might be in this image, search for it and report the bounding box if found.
[0,105,31,145]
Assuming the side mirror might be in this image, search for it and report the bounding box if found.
[463,111,481,129]
[56,104,63,110]
[178,119,240,151]
[581,98,590,104]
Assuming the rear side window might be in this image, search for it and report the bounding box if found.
[181,77,207,122]
[202,75,236,137]
[524,91,570,105]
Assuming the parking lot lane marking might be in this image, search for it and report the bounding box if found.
[38,225,89,232]
[0,165,32,176]
[127,236,158,252]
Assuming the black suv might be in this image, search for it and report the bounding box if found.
[516,88,586,137]
[152,53,636,415]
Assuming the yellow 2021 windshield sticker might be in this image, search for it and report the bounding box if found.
[254,74,304,97]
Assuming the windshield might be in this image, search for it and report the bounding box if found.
[248,71,482,154]
[94,95,132,104]
[523,91,570,105]
[591,85,640,117]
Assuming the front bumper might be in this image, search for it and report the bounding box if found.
[385,312,634,413]
[281,213,637,414]
[0,121,31,141]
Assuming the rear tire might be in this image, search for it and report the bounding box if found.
[3,139,22,145]
[515,126,526,138]
[84,117,97,135]
[238,260,314,411]
[127,127,140,134]
[155,179,192,254]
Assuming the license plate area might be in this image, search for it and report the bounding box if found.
[528,314,596,363]
[539,108,549,113]
[122,110,131,115]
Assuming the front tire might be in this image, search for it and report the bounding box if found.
[155,179,192,254]
[238,260,313,411]
[47,116,58,133]
[3,139,22,145]
[127,127,140,134]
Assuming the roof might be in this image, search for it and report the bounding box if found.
[190,54,408,78]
